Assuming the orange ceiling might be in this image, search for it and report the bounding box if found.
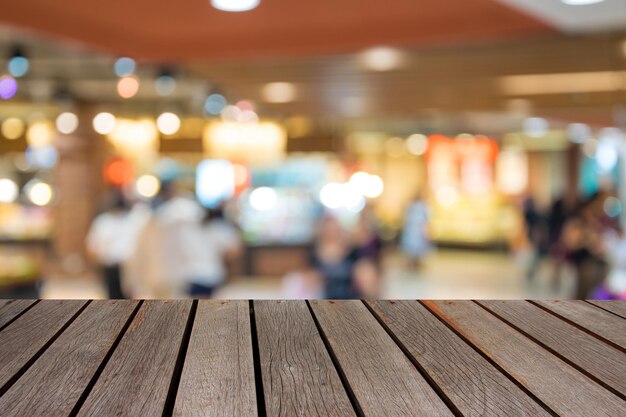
[0,0,552,62]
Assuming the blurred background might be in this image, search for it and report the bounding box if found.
[0,0,626,300]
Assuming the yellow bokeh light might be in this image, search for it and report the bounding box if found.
[2,117,25,140]
[27,121,55,148]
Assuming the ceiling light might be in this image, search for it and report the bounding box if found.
[261,82,297,103]
[561,0,606,5]
[211,0,260,12]
[359,47,405,71]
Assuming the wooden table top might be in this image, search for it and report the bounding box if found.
[0,299,625,416]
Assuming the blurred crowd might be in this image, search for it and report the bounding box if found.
[86,182,386,300]
[87,181,626,300]
[522,189,625,300]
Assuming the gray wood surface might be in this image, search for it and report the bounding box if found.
[0,299,36,329]
[587,300,626,319]
[0,300,138,416]
[479,300,626,397]
[255,300,356,417]
[368,300,551,417]
[309,300,453,417]
[0,300,86,391]
[76,300,192,417]
[174,300,257,417]
[424,300,626,417]
[533,300,626,349]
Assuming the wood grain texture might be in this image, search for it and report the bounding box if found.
[0,300,86,391]
[533,300,626,349]
[478,300,626,397]
[586,301,626,319]
[309,300,453,417]
[174,300,256,417]
[368,300,551,417]
[0,299,36,329]
[0,300,138,416]
[76,300,192,417]
[424,300,626,417]
[255,300,356,417]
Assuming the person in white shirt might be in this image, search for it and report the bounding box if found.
[123,180,204,298]
[182,206,242,297]
[86,189,149,298]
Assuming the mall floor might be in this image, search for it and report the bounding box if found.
[40,249,574,299]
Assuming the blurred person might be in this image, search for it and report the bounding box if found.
[353,205,383,264]
[183,205,243,297]
[400,192,431,270]
[86,188,149,299]
[561,193,615,299]
[310,215,380,299]
[547,196,577,289]
[124,180,203,298]
[522,196,547,280]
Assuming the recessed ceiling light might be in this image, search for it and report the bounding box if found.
[211,0,260,12]
[359,47,405,71]
[261,82,297,103]
[561,0,606,5]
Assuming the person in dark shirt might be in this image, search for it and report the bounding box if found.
[310,215,379,299]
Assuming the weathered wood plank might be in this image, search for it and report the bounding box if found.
[76,300,192,417]
[309,300,453,417]
[425,300,626,417]
[368,300,551,416]
[0,299,37,329]
[0,300,138,416]
[0,300,87,392]
[479,300,626,397]
[174,300,256,417]
[587,301,626,319]
[255,300,356,417]
[533,300,626,349]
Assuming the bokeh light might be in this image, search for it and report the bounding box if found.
[0,76,18,100]
[406,134,428,155]
[156,112,181,135]
[261,82,297,103]
[155,75,176,96]
[8,56,29,78]
[0,178,19,203]
[25,180,54,206]
[204,94,227,115]
[104,158,134,186]
[114,57,136,77]
[93,112,117,135]
[25,145,58,169]
[249,187,278,211]
[55,112,79,135]
[1,117,25,140]
[26,121,55,147]
[117,76,140,99]
[136,175,160,198]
